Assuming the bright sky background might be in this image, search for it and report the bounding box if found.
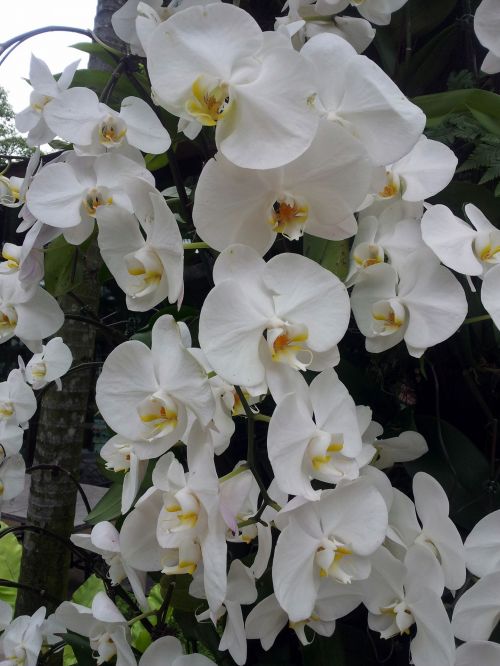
[0,0,97,114]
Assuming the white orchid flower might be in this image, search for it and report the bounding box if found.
[387,472,466,591]
[112,0,221,56]
[370,429,428,469]
[474,0,500,74]
[0,369,36,442]
[346,201,425,285]
[0,242,44,287]
[0,607,46,666]
[193,121,371,255]
[56,592,136,666]
[15,56,79,147]
[120,427,227,613]
[452,571,500,642]
[268,368,363,500]
[71,521,147,610]
[273,479,388,622]
[0,276,64,353]
[315,0,409,25]
[350,249,467,357]
[139,635,215,666]
[97,192,183,312]
[100,435,148,514]
[301,15,375,53]
[421,203,500,277]
[26,152,154,245]
[455,641,500,666]
[147,2,319,169]
[301,33,425,166]
[199,244,349,398]
[96,315,214,460]
[21,337,72,390]
[246,580,363,649]
[44,88,170,156]
[192,559,257,666]
[464,508,500,577]
[481,263,500,330]
[376,136,457,203]
[363,545,456,666]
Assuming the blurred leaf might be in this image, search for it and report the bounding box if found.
[63,631,94,666]
[63,645,77,666]
[174,609,220,660]
[398,24,459,96]
[0,522,21,608]
[85,483,122,525]
[145,153,169,171]
[408,0,457,35]
[405,415,497,529]
[415,88,500,130]
[71,42,118,69]
[72,575,105,607]
[70,69,139,109]
[44,236,83,297]
[303,235,349,281]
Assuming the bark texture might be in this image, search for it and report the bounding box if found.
[15,242,102,616]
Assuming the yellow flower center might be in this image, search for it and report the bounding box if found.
[185,75,231,126]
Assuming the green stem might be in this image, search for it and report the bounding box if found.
[184,242,210,250]
[254,414,271,423]
[128,609,158,626]
[464,314,491,325]
[219,463,250,483]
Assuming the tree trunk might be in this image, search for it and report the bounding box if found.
[15,0,127,617]
[15,243,101,616]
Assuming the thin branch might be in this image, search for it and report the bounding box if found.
[63,314,127,343]
[234,387,281,512]
[100,57,129,104]
[27,464,92,515]
[0,26,93,56]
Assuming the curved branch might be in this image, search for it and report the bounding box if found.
[27,464,92,515]
[0,26,93,56]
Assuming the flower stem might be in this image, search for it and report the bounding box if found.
[234,387,281,512]
[184,242,210,250]
[254,413,271,423]
[464,314,491,324]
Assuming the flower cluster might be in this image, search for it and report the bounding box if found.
[1,1,499,665]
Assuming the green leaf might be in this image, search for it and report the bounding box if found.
[44,236,83,297]
[407,0,457,35]
[85,483,122,525]
[63,645,77,666]
[303,235,349,281]
[72,575,106,607]
[145,153,169,172]
[405,415,497,529]
[0,522,22,609]
[71,42,118,69]
[398,24,459,96]
[69,69,140,109]
[415,88,500,130]
[63,632,95,666]
[173,609,220,660]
